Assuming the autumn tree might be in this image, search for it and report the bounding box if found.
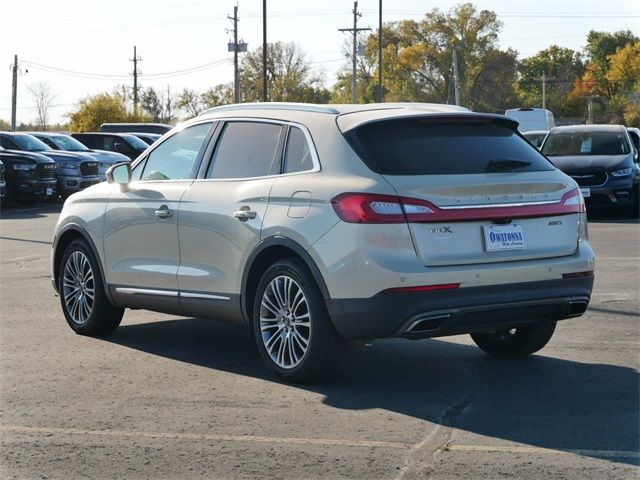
[68,91,148,132]
[332,3,519,111]
[571,30,639,123]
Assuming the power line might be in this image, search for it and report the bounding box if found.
[20,59,232,81]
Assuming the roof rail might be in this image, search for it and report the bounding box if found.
[198,102,340,116]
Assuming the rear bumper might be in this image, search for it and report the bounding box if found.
[326,276,594,340]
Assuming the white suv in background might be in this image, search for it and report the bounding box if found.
[52,103,595,382]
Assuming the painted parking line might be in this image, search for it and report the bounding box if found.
[0,425,410,450]
[445,444,639,459]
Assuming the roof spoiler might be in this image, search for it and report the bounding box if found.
[342,112,520,132]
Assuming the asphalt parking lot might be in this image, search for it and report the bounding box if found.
[0,204,638,479]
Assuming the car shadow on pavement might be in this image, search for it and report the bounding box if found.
[104,317,639,467]
[0,203,63,220]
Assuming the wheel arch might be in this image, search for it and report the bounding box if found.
[53,224,114,303]
[241,236,330,325]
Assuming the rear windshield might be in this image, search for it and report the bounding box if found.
[345,119,554,175]
[542,131,630,156]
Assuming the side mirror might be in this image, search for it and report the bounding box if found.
[106,162,132,189]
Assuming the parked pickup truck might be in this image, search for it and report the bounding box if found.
[33,132,130,183]
[0,132,100,197]
[0,146,57,204]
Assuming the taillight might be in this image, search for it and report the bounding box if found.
[560,188,586,213]
[332,188,584,224]
[331,193,407,223]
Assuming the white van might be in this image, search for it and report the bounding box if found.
[505,108,555,132]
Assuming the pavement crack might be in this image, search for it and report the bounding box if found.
[395,381,489,480]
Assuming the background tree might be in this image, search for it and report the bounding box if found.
[201,84,234,109]
[241,42,329,102]
[516,46,585,118]
[68,91,148,132]
[140,87,163,122]
[332,3,518,111]
[27,80,56,130]
[177,88,203,118]
[573,30,639,123]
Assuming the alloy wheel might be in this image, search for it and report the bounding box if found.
[62,251,95,325]
[259,275,311,369]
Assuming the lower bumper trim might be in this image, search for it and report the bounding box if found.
[326,276,594,340]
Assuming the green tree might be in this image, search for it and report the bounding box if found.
[240,42,329,103]
[67,92,148,132]
[517,46,585,118]
[140,87,163,122]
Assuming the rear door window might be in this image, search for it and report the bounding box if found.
[345,119,555,175]
[206,122,284,179]
[283,127,315,174]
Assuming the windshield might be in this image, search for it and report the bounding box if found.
[346,120,554,175]
[123,134,150,151]
[10,134,51,152]
[51,135,90,151]
[542,131,630,156]
[523,133,546,148]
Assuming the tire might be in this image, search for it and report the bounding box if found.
[252,258,345,383]
[58,239,124,336]
[470,321,557,357]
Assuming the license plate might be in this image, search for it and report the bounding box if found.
[580,188,591,198]
[46,188,53,196]
[483,224,526,252]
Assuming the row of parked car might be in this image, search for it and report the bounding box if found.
[0,123,171,206]
[505,108,639,216]
[522,125,640,216]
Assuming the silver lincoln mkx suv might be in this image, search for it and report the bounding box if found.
[52,103,595,382]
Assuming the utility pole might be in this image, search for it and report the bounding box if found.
[130,46,142,115]
[229,6,240,103]
[10,54,18,131]
[585,95,598,124]
[452,48,460,106]
[541,71,546,110]
[262,0,267,102]
[339,1,371,104]
[378,0,383,103]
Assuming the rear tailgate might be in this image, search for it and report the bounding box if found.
[384,173,578,266]
[341,114,581,267]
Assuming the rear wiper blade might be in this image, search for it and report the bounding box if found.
[485,159,532,172]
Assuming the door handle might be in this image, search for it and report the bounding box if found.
[233,210,257,221]
[155,205,173,219]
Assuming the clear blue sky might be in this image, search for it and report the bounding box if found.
[2,0,639,124]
